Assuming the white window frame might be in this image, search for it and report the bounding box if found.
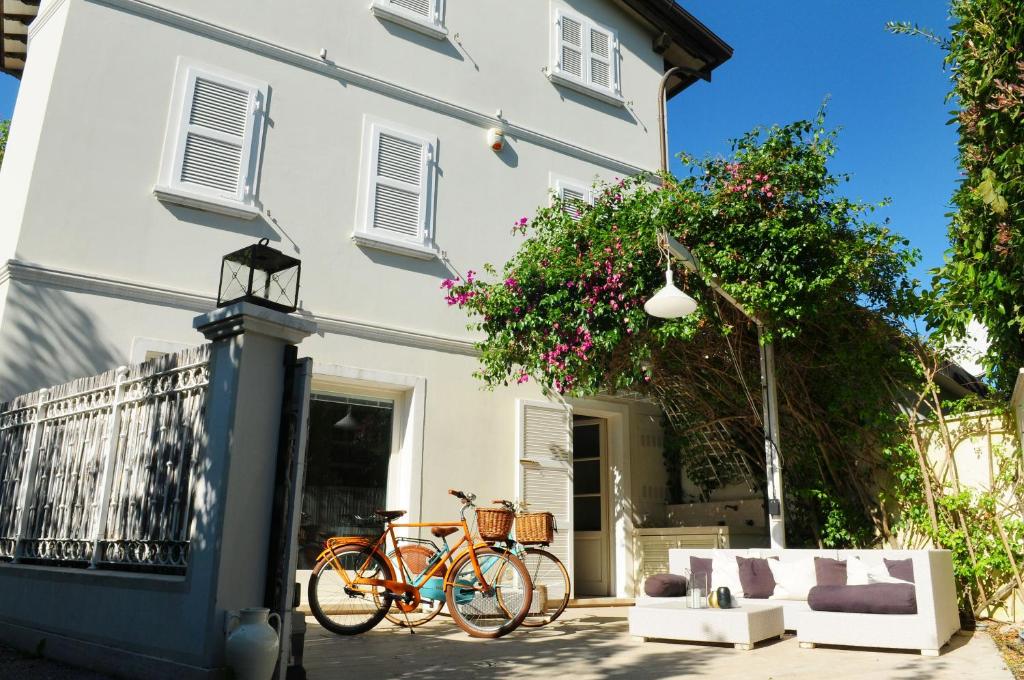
[154,58,268,220]
[550,172,594,220]
[370,0,447,40]
[354,116,439,260]
[548,8,623,107]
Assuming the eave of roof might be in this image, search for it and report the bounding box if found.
[618,0,733,98]
[2,0,40,79]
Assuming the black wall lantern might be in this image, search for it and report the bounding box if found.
[218,238,301,313]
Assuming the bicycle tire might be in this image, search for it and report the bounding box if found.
[308,543,393,635]
[517,547,571,627]
[444,546,532,638]
[382,544,445,627]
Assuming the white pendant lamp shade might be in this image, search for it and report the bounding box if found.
[644,267,698,319]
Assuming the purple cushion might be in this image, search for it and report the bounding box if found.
[814,557,847,586]
[644,573,687,597]
[737,556,776,598]
[689,556,712,592]
[808,583,917,615]
[884,558,915,583]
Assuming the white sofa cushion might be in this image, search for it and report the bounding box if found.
[847,556,911,585]
[710,553,745,596]
[767,557,817,600]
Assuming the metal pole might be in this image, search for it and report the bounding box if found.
[758,327,786,548]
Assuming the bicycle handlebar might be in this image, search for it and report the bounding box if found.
[448,489,476,504]
[492,499,516,510]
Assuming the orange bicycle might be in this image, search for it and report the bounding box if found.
[307,489,534,638]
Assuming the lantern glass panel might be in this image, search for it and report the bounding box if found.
[217,239,301,313]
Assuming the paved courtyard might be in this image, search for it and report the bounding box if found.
[302,607,1013,680]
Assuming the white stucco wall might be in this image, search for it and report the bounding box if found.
[0,0,717,611]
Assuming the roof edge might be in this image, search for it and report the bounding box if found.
[619,0,733,97]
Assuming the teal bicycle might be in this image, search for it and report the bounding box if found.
[488,498,571,627]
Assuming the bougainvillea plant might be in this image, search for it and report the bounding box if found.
[442,113,928,550]
[443,113,918,398]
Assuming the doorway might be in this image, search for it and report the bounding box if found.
[297,394,396,574]
[572,416,611,596]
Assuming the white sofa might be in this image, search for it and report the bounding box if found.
[636,548,960,656]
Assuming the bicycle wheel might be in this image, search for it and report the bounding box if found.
[308,543,393,635]
[445,546,532,638]
[517,547,571,627]
[382,544,445,627]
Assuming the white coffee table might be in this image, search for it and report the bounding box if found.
[629,601,785,650]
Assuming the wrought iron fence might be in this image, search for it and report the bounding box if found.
[0,346,210,574]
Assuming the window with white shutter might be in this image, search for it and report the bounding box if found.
[551,175,594,222]
[517,400,574,597]
[549,9,622,105]
[354,118,438,260]
[370,0,447,40]
[155,60,267,220]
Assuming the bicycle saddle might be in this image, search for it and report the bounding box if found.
[374,509,407,521]
[431,526,459,538]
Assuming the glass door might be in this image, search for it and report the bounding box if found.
[572,417,610,596]
[297,394,395,571]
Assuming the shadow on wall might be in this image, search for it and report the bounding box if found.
[0,282,122,401]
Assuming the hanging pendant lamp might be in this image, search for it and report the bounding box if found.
[644,263,698,319]
[333,406,359,431]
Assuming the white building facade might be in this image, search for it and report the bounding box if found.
[0,0,730,598]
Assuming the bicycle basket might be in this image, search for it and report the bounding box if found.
[476,507,514,541]
[515,511,555,544]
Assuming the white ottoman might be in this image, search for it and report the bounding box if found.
[629,601,785,650]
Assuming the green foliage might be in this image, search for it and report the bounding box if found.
[443,113,920,397]
[893,1,1024,395]
[444,113,926,546]
[0,119,9,169]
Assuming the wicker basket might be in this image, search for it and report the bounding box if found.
[516,512,555,544]
[476,507,515,541]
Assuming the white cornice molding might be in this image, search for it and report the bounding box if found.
[88,0,653,178]
[27,0,66,41]
[1,259,479,357]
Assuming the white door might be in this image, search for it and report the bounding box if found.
[572,418,611,596]
[517,400,573,597]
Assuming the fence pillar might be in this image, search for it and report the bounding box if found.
[12,388,49,562]
[87,366,129,569]
[189,302,316,669]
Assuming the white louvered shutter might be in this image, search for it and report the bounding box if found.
[176,71,260,202]
[588,27,614,90]
[558,12,584,79]
[368,126,430,242]
[518,401,573,597]
[389,0,433,19]
[555,180,590,222]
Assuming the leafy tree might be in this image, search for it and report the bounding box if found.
[892,2,1024,395]
[0,119,9,169]
[443,113,924,546]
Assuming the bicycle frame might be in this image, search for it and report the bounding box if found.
[316,516,494,612]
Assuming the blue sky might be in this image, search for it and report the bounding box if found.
[0,2,955,282]
[669,1,956,285]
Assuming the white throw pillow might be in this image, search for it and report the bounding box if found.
[709,554,744,597]
[847,557,911,585]
[766,558,817,600]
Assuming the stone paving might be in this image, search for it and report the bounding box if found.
[302,607,1013,680]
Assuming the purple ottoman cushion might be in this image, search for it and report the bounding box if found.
[737,556,776,598]
[808,583,918,615]
[644,573,687,597]
[884,558,915,583]
[814,557,847,586]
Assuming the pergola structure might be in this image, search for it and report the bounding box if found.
[1,0,39,79]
